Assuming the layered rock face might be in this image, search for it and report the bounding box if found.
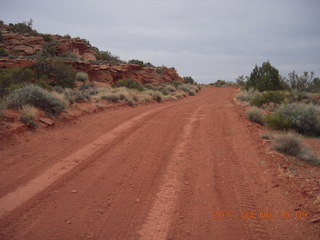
[0,33,45,56]
[0,59,183,85]
[0,25,182,85]
[68,61,182,85]
[0,27,96,61]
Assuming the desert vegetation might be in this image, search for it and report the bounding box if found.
[0,67,200,129]
[238,61,320,165]
[0,20,201,132]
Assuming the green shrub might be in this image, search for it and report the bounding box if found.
[0,68,36,97]
[277,104,320,136]
[236,89,259,102]
[172,80,182,88]
[183,76,195,85]
[265,113,292,130]
[8,85,65,115]
[37,42,58,57]
[64,89,91,104]
[112,79,144,91]
[0,47,8,56]
[60,52,77,61]
[128,59,144,66]
[75,72,88,82]
[95,49,123,64]
[246,107,265,124]
[33,58,76,88]
[250,91,285,107]
[213,80,230,87]
[272,133,319,165]
[8,20,38,35]
[42,34,53,42]
[246,61,283,91]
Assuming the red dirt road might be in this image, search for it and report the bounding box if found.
[0,87,319,239]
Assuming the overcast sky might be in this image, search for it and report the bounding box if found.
[1,0,319,83]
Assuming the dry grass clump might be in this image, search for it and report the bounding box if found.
[272,132,319,165]
[260,132,274,140]
[75,72,88,82]
[236,89,259,102]
[177,84,199,96]
[8,85,66,115]
[51,91,70,108]
[246,107,265,124]
[91,83,198,106]
[19,104,38,129]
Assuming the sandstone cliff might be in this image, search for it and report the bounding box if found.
[0,23,182,85]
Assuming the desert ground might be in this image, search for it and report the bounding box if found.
[0,87,319,240]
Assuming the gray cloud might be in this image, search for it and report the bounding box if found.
[1,0,319,83]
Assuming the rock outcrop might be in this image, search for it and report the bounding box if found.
[68,61,182,85]
[52,37,96,61]
[0,33,45,56]
[0,58,183,85]
[0,26,96,61]
[0,58,35,68]
[0,24,182,85]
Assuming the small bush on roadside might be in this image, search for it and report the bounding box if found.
[250,91,285,107]
[246,107,265,124]
[75,72,88,82]
[64,89,91,104]
[272,133,319,165]
[112,79,144,91]
[152,91,163,102]
[172,90,186,99]
[260,132,274,140]
[272,133,303,156]
[277,104,320,136]
[178,84,197,96]
[101,92,121,103]
[19,105,38,129]
[265,112,292,130]
[162,85,176,95]
[8,85,65,115]
[133,91,153,103]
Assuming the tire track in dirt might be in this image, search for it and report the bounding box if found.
[0,87,317,240]
[137,106,202,240]
[0,105,169,218]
